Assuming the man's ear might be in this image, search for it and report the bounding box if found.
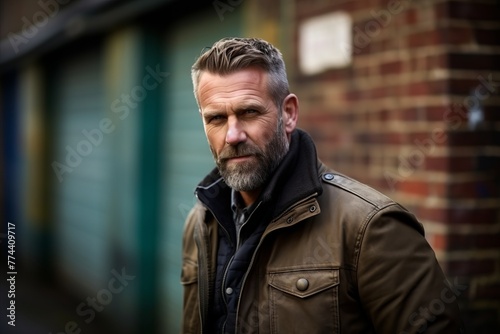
[282,94,299,136]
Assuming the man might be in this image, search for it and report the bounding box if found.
[181,37,463,333]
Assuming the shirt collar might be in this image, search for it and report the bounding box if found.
[230,188,242,215]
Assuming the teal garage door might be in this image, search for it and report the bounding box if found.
[50,47,112,294]
[160,9,242,332]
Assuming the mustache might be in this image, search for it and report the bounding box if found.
[218,143,262,162]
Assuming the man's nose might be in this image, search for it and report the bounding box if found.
[225,117,247,145]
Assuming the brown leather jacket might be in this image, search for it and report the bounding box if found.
[181,131,463,334]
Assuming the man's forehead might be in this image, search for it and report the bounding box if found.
[198,69,272,105]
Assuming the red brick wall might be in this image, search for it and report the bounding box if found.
[290,0,500,330]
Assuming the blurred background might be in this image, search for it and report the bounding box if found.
[0,0,499,333]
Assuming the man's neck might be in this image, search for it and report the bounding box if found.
[239,188,262,207]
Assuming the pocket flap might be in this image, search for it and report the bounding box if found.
[268,269,339,298]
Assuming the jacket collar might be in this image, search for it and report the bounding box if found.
[195,128,323,225]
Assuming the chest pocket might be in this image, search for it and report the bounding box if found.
[268,269,340,334]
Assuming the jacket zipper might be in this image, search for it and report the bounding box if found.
[197,192,318,332]
[233,193,319,331]
[195,202,234,334]
[220,201,263,332]
[236,201,262,251]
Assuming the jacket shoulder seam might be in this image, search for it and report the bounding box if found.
[321,172,396,210]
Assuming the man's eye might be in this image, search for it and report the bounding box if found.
[208,115,225,123]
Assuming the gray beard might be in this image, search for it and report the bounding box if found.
[212,117,289,192]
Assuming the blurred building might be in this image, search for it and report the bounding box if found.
[0,0,499,333]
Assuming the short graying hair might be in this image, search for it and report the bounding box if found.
[191,37,290,110]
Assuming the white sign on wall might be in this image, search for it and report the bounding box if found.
[299,11,352,75]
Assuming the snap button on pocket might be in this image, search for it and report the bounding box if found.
[309,205,317,213]
[286,216,294,224]
[296,278,309,291]
[269,269,339,299]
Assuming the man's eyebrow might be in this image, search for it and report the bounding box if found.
[202,109,225,119]
[234,103,264,112]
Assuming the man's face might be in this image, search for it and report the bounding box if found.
[197,67,289,192]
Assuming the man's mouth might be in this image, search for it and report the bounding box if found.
[226,155,253,163]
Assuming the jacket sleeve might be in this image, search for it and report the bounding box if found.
[356,205,465,333]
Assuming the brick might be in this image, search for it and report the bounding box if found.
[397,105,459,122]
[344,89,361,102]
[425,53,448,71]
[406,80,449,96]
[433,2,448,21]
[359,131,405,145]
[395,107,419,121]
[369,86,388,99]
[425,156,478,173]
[419,207,498,225]
[397,107,421,121]
[354,66,371,79]
[302,67,353,83]
[429,181,448,198]
[423,156,449,172]
[372,38,389,54]
[291,0,500,327]
[408,30,441,48]
[428,233,448,251]
[405,7,418,25]
[407,81,431,96]
[408,131,448,148]
[440,26,475,45]
[407,56,419,73]
[355,132,373,145]
[380,60,403,74]
[418,207,448,223]
[448,180,498,199]
[397,179,429,196]
[448,207,499,225]
[376,108,390,122]
[446,232,500,251]
[351,39,374,57]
